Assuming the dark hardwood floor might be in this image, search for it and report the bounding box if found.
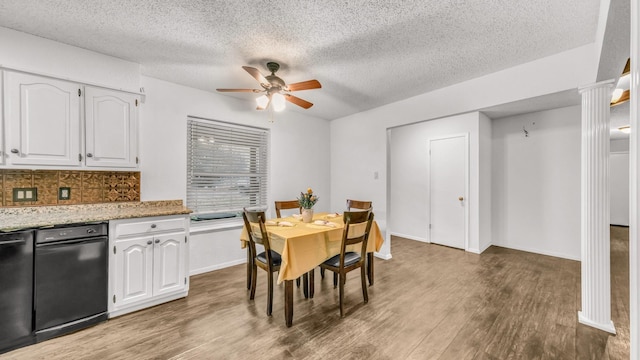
[2,227,630,359]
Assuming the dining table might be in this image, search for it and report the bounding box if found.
[240,211,384,327]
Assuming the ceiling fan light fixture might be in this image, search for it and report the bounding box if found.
[272,93,286,112]
[256,94,270,109]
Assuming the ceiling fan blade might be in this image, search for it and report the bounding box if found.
[216,88,261,93]
[284,94,313,109]
[286,80,322,92]
[242,66,270,88]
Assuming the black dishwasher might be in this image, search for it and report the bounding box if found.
[0,230,35,354]
[34,223,108,342]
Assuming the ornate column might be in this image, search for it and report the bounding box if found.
[577,79,616,334]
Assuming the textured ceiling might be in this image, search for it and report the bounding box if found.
[0,0,601,120]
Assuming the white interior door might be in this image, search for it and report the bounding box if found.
[429,134,468,249]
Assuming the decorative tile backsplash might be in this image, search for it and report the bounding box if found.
[0,170,140,207]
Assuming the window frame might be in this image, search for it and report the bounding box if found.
[186,116,269,223]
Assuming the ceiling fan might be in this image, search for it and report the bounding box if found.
[216,62,321,111]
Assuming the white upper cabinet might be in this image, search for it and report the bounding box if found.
[4,72,81,166]
[1,71,139,169]
[85,87,138,168]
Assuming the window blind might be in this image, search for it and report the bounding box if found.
[187,117,269,219]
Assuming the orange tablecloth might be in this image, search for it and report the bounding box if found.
[240,212,383,284]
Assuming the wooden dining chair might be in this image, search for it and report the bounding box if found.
[274,200,301,218]
[346,199,372,211]
[242,208,281,316]
[320,210,374,317]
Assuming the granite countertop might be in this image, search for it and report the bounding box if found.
[0,200,192,232]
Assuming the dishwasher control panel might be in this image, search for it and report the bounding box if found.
[36,223,108,244]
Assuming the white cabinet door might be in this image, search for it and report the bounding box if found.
[153,232,186,297]
[84,86,138,168]
[4,72,81,166]
[114,236,154,307]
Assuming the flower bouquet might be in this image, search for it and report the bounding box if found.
[298,188,318,223]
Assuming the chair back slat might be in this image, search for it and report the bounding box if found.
[275,200,302,218]
[346,199,372,211]
[341,210,374,265]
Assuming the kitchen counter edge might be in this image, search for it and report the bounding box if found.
[0,200,192,232]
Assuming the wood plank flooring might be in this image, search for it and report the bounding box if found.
[1,227,630,359]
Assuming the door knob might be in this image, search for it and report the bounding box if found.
[147,240,152,245]
[458,196,464,201]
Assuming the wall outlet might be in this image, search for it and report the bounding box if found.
[58,187,71,200]
[13,187,38,202]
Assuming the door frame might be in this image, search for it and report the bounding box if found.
[427,132,470,251]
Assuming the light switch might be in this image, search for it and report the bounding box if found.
[59,187,71,200]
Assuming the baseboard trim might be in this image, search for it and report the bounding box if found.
[374,252,392,260]
[388,231,428,243]
[189,258,246,276]
[578,311,617,334]
[479,241,492,254]
[491,242,580,261]
[467,247,481,254]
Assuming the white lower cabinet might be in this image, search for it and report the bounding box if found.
[109,215,189,318]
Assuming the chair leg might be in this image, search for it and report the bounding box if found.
[309,268,315,298]
[296,277,301,288]
[249,264,257,300]
[361,265,369,303]
[303,273,309,299]
[333,272,338,288]
[320,267,325,279]
[246,248,252,290]
[267,271,274,316]
[339,272,346,318]
[367,252,374,286]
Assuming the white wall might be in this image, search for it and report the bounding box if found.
[389,112,482,252]
[138,76,331,210]
[139,77,331,274]
[611,138,630,226]
[331,44,595,259]
[0,27,140,91]
[491,106,582,260]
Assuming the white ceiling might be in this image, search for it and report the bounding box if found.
[0,0,602,121]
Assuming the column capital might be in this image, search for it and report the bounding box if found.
[578,79,616,94]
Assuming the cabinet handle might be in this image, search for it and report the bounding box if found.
[154,239,160,244]
[150,224,157,229]
[10,148,19,154]
[147,240,152,245]
[86,153,93,158]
